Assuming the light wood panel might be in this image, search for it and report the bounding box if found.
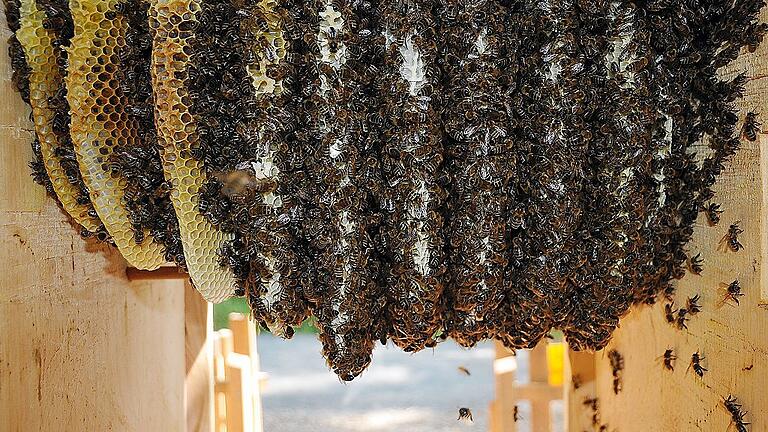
[0,11,187,432]
[568,8,768,431]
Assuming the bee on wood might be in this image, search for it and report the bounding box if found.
[702,203,723,226]
[583,397,598,411]
[742,112,760,142]
[725,280,744,305]
[726,222,744,252]
[457,366,471,376]
[457,407,473,422]
[664,303,677,324]
[675,308,689,330]
[662,349,676,371]
[687,295,702,315]
[724,395,750,432]
[583,396,600,426]
[690,351,707,377]
[743,364,754,371]
[513,405,519,422]
[572,374,583,390]
[689,253,703,275]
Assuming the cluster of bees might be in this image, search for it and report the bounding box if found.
[4,0,765,380]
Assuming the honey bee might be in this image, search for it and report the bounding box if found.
[742,112,760,142]
[702,203,723,226]
[690,351,707,378]
[726,222,744,252]
[688,253,703,275]
[686,295,701,315]
[457,407,473,422]
[724,280,744,305]
[662,349,676,371]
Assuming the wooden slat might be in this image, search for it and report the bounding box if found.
[491,341,518,432]
[565,350,597,431]
[213,333,228,432]
[529,343,552,432]
[493,340,566,432]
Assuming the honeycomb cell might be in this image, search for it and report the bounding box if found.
[148,0,237,302]
[65,0,166,269]
[109,0,185,267]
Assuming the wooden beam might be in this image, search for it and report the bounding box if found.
[126,266,187,281]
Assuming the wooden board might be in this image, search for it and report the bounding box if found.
[0,12,187,432]
[568,8,768,432]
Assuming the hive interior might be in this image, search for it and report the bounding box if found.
[4,0,766,379]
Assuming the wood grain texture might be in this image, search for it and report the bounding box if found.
[0,11,186,432]
[186,283,214,432]
[569,8,768,432]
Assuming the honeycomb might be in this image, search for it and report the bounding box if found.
[110,0,186,267]
[15,0,102,232]
[245,0,285,97]
[65,0,166,269]
[148,0,237,302]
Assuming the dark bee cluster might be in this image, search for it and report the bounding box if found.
[4,0,30,102]
[296,0,387,379]
[376,0,447,352]
[3,0,46,191]
[110,0,185,266]
[188,0,312,335]
[438,0,515,347]
[5,0,766,381]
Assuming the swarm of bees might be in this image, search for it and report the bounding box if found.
[4,0,766,379]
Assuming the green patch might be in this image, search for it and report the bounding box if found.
[213,297,318,334]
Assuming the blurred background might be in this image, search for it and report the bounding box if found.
[214,298,564,432]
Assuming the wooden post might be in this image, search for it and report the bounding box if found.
[0,14,186,431]
[229,313,266,410]
[528,343,550,432]
[185,283,215,432]
[213,332,229,432]
[491,341,564,432]
[490,341,517,432]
